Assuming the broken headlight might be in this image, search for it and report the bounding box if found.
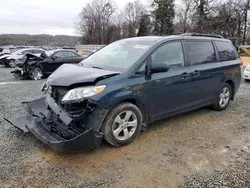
[41,79,52,92]
[41,81,47,91]
[61,85,106,104]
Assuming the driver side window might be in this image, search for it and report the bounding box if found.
[152,41,184,69]
[54,51,71,58]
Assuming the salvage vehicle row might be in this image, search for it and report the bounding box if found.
[11,49,86,80]
[0,48,45,67]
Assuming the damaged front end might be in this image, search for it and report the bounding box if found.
[7,86,109,152]
[11,53,43,79]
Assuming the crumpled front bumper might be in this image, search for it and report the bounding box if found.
[11,67,26,79]
[6,96,103,152]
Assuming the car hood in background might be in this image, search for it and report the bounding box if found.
[0,54,10,59]
[6,54,23,60]
[48,64,120,86]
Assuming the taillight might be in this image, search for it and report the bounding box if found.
[240,60,244,67]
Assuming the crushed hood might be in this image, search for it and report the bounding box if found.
[48,64,120,86]
[25,53,43,59]
[6,54,23,60]
[16,53,44,66]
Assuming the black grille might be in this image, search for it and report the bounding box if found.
[44,112,82,139]
[51,86,68,104]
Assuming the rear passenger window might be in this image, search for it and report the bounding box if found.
[186,41,216,65]
[215,41,236,61]
[69,52,79,57]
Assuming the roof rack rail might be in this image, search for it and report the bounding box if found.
[180,33,224,39]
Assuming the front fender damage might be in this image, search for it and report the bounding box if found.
[5,96,109,152]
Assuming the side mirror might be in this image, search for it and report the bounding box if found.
[52,56,58,60]
[151,62,169,74]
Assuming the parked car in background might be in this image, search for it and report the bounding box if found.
[0,54,10,66]
[0,48,11,57]
[0,48,11,65]
[8,34,242,152]
[243,64,250,81]
[0,48,45,67]
[11,49,86,80]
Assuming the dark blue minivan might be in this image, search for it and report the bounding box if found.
[10,34,242,152]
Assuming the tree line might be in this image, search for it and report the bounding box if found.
[75,0,250,45]
[0,34,81,47]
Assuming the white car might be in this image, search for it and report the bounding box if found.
[0,48,11,56]
[4,48,45,68]
[243,65,250,81]
[0,54,11,65]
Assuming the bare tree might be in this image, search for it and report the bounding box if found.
[176,0,195,33]
[124,0,145,36]
[191,0,222,33]
[101,2,116,43]
[75,0,250,45]
[75,0,116,44]
[243,0,250,44]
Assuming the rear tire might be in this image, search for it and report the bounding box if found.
[30,67,43,80]
[212,83,232,111]
[101,103,142,147]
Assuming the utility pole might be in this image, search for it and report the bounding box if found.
[243,0,250,44]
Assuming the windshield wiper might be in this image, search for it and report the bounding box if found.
[92,66,103,70]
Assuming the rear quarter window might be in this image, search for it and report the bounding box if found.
[70,52,79,57]
[33,50,44,54]
[215,41,237,61]
[186,41,216,65]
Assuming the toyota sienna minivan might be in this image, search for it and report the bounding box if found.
[9,34,242,152]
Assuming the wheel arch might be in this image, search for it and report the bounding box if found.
[224,79,235,100]
[110,97,148,126]
[7,59,16,67]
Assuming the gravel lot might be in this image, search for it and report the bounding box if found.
[0,65,250,188]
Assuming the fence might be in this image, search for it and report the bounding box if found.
[75,44,105,55]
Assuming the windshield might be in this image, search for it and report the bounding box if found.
[80,40,155,71]
[12,49,27,55]
[45,50,56,57]
[10,49,19,53]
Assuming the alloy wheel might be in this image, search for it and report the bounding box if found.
[112,110,138,141]
[9,60,15,68]
[32,68,43,80]
[219,87,230,108]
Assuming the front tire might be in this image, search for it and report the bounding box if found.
[7,59,15,68]
[212,83,232,111]
[102,103,142,147]
[30,67,43,80]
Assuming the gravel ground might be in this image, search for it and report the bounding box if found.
[0,65,250,188]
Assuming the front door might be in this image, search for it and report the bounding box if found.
[147,41,193,121]
[47,51,71,73]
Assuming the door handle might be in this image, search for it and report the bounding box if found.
[192,70,200,77]
[181,72,190,79]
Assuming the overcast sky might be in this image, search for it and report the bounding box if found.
[0,0,151,36]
